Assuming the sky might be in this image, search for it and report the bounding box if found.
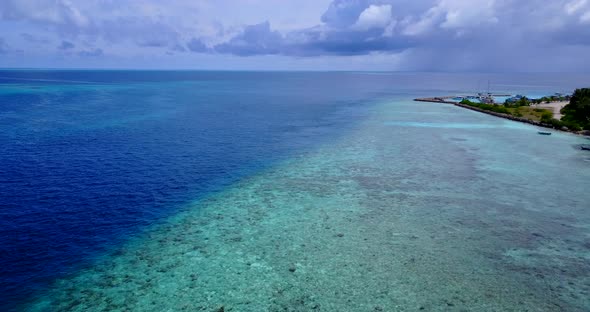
[1,0,589,71]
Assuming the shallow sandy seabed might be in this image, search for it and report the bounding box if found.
[27,101,590,311]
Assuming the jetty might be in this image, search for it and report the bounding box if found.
[414,97,457,104]
[414,94,512,105]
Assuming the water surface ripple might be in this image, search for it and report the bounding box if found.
[1,71,589,311]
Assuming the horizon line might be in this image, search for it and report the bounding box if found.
[1,67,590,75]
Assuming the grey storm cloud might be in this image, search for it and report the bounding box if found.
[78,48,103,57]
[0,0,182,49]
[210,2,419,56]
[212,2,419,56]
[101,17,182,48]
[0,0,90,36]
[171,44,187,53]
[1,0,590,71]
[58,40,75,50]
[321,0,373,27]
[0,38,8,54]
[211,0,590,71]
[213,19,413,57]
[214,0,483,56]
[0,37,24,55]
[215,22,283,56]
[186,38,208,53]
[21,33,50,44]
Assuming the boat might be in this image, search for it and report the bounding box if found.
[538,131,552,135]
[581,145,590,151]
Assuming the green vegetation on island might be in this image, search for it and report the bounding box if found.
[460,99,511,114]
[521,95,571,105]
[503,94,571,106]
[505,96,532,107]
[459,99,550,121]
[459,88,589,132]
[561,88,590,130]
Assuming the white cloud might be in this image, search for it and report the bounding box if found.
[0,0,89,27]
[382,20,397,37]
[562,0,590,24]
[439,0,498,29]
[0,38,8,53]
[401,6,440,36]
[353,4,393,30]
[401,0,498,36]
[59,0,89,27]
[565,0,588,15]
[1,0,590,72]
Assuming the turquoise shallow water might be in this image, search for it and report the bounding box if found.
[25,99,590,311]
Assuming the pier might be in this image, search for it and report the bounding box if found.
[414,94,513,105]
[414,97,457,104]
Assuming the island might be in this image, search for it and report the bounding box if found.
[415,88,590,135]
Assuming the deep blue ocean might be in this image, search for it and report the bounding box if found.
[1,71,590,311]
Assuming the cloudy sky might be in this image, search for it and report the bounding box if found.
[1,0,589,71]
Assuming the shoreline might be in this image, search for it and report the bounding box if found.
[414,97,590,137]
